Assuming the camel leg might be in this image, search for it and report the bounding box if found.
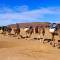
[57,40,60,49]
[50,33,55,45]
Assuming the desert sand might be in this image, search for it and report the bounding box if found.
[0,28,60,60]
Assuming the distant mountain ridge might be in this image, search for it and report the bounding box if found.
[7,22,50,28]
[7,22,60,28]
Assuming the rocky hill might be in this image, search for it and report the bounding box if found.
[7,22,60,29]
[8,22,50,28]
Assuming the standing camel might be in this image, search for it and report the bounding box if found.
[13,24,20,39]
[24,26,34,38]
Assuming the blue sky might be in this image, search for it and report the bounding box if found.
[0,0,60,25]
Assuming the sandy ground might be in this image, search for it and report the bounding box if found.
[0,28,60,60]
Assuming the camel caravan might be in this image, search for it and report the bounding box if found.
[0,23,60,49]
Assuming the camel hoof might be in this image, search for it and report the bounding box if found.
[34,38,37,40]
[50,42,52,45]
[18,37,20,39]
[26,36,29,38]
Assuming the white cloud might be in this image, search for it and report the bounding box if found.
[0,6,60,25]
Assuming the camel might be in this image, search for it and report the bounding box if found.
[49,23,59,46]
[24,26,34,38]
